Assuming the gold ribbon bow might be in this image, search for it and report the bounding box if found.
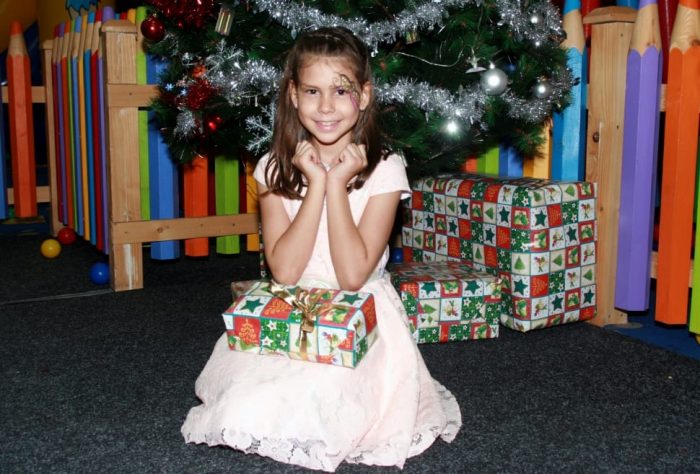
[268,282,330,358]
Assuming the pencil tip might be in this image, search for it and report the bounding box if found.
[10,21,23,36]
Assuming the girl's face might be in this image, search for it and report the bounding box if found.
[290,57,370,156]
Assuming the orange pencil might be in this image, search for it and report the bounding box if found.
[523,121,552,179]
[7,21,37,217]
[183,155,210,256]
[654,0,700,325]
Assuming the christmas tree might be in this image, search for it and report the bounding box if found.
[141,0,573,177]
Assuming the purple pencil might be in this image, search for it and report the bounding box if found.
[615,0,663,311]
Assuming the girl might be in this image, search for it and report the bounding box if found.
[181,27,461,471]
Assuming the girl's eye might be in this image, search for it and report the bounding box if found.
[305,88,317,95]
[336,88,346,96]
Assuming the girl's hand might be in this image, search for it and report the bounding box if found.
[292,141,326,184]
[327,143,367,185]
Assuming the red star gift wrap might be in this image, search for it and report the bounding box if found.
[222,281,377,368]
[401,174,597,332]
[389,261,503,343]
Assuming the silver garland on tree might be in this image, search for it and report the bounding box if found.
[169,0,572,152]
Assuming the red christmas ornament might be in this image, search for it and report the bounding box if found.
[141,15,165,42]
[205,115,223,134]
[183,78,217,110]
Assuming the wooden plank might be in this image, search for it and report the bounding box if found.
[104,84,158,107]
[103,20,143,291]
[614,0,663,311]
[0,86,45,103]
[584,6,636,326]
[111,214,259,245]
[7,185,50,204]
[655,0,700,325]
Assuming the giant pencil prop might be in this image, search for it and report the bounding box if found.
[552,0,588,181]
[0,74,7,220]
[60,20,75,230]
[523,122,552,179]
[683,0,700,334]
[215,156,241,255]
[7,21,37,217]
[136,6,151,222]
[615,0,663,311]
[655,0,700,325]
[98,7,115,252]
[147,51,180,260]
[184,156,210,256]
[52,24,66,224]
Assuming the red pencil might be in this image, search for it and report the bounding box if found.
[7,21,37,217]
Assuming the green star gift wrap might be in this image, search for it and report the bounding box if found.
[390,261,503,343]
[401,175,597,332]
[222,281,377,368]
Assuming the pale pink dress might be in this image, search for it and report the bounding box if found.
[181,153,461,471]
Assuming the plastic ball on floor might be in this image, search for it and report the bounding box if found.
[40,239,61,259]
[57,227,77,245]
[89,262,110,285]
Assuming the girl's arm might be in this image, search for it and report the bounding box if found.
[326,186,401,290]
[258,142,327,285]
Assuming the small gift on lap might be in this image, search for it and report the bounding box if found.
[222,281,378,368]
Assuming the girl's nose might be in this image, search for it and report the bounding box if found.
[318,94,334,113]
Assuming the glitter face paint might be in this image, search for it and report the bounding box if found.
[337,74,361,110]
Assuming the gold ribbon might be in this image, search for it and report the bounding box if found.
[268,282,333,359]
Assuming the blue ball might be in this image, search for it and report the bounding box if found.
[89,262,110,285]
[390,247,404,263]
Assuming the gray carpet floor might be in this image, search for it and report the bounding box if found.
[2,234,700,473]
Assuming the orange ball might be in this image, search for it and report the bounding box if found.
[40,239,61,259]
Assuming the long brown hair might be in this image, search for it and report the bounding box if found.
[263,27,387,199]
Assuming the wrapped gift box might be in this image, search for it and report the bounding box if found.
[222,281,377,368]
[390,261,502,343]
[401,174,597,332]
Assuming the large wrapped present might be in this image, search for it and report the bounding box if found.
[401,174,597,332]
[390,261,502,343]
[222,281,378,368]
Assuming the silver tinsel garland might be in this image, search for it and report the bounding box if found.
[169,0,572,152]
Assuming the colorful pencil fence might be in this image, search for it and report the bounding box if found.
[1,12,256,288]
[1,7,700,346]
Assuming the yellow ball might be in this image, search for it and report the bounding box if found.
[40,239,62,259]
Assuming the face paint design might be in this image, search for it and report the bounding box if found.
[337,74,361,110]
